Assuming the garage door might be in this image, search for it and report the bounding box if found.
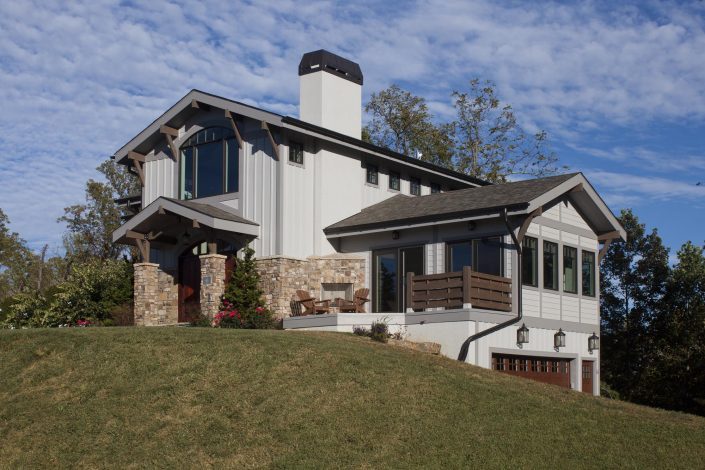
[492,354,571,389]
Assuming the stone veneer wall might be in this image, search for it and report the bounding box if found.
[200,254,227,318]
[256,255,366,318]
[133,263,178,326]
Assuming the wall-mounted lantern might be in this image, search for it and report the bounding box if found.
[517,323,529,348]
[588,332,600,354]
[554,328,566,351]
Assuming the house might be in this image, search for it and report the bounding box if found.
[111,50,625,395]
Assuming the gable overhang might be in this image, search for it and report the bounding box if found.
[325,173,626,241]
[112,197,260,245]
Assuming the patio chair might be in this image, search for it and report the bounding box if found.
[289,298,303,317]
[338,288,370,313]
[295,290,331,315]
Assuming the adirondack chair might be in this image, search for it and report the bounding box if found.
[338,288,370,313]
[295,290,331,315]
[289,297,303,317]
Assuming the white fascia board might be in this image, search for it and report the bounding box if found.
[113,90,284,162]
[325,210,525,239]
[526,173,626,240]
[280,122,477,187]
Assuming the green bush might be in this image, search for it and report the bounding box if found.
[216,246,274,329]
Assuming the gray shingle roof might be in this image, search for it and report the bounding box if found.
[165,198,259,226]
[325,173,579,234]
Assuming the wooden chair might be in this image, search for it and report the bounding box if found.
[295,290,331,315]
[338,288,370,313]
[289,298,303,317]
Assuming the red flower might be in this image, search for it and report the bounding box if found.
[229,311,236,318]
[256,307,264,313]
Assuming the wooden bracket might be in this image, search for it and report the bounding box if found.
[517,207,543,245]
[192,219,200,229]
[160,125,180,162]
[158,206,166,215]
[128,151,146,186]
[598,238,612,262]
[569,183,585,193]
[225,110,244,148]
[191,99,211,111]
[261,121,280,160]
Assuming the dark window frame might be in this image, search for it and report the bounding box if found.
[410,177,421,196]
[522,236,538,287]
[582,250,596,297]
[430,182,441,193]
[543,240,559,291]
[179,126,239,200]
[446,237,504,277]
[563,245,578,294]
[366,165,379,185]
[389,171,401,191]
[288,141,304,165]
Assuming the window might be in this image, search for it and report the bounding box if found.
[582,251,596,297]
[563,246,578,294]
[447,237,503,276]
[543,241,559,290]
[410,177,421,196]
[430,183,441,193]
[389,171,400,191]
[180,127,238,200]
[289,141,304,165]
[522,236,538,287]
[366,165,378,185]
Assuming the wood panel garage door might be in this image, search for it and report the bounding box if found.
[492,354,571,389]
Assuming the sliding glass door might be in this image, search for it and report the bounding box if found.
[373,246,425,313]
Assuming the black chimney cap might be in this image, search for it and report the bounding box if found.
[298,49,363,85]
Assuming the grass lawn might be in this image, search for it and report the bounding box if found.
[1,328,704,468]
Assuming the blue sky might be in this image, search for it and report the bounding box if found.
[0,0,703,261]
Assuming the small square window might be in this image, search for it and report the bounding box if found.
[389,171,400,191]
[431,183,441,193]
[289,141,304,165]
[366,165,378,185]
[410,177,421,196]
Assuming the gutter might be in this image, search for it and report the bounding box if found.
[457,208,523,362]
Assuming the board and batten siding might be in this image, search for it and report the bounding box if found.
[143,156,177,206]
[522,199,600,325]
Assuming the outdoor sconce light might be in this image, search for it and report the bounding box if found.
[554,328,566,351]
[588,332,600,354]
[517,323,529,348]
[467,220,477,231]
[392,230,400,240]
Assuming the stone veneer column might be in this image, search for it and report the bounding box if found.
[133,262,159,326]
[200,254,227,318]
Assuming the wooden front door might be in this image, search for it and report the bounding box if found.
[582,360,594,394]
[178,253,201,322]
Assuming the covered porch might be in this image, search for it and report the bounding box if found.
[112,197,259,325]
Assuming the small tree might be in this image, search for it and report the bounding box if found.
[217,246,274,329]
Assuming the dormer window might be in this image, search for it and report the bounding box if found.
[431,183,441,193]
[289,141,304,165]
[410,177,421,196]
[366,165,378,185]
[180,127,239,199]
[389,171,400,191]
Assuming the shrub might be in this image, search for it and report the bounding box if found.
[353,325,369,337]
[370,320,389,343]
[217,246,274,329]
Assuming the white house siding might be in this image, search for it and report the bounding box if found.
[143,156,176,206]
[241,135,278,257]
[280,141,315,259]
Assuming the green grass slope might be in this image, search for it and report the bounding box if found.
[1,328,704,469]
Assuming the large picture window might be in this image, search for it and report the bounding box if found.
[180,127,239,199]
[563,245,578,294]
[582,251,596,297]
[543,241,559,290]
[447,237,503,276]
[522,236,538,287]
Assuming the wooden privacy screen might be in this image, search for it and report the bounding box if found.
[406,266,512,312]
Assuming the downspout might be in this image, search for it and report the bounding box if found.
[457,208,523,362]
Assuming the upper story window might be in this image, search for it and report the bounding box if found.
[366,165,378,185]
[543,240,559,290]
[522,236,538,287]
[582,251,596,297]
[447,237,503,277]
[430,183,441,193]
[289,141,304,165]
[389,171,400,191]
[180,127,238,200]
[563,246,578,294]
[410,177,421,196]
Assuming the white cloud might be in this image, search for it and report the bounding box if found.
[587,170,705,207]
[0,0,704,250]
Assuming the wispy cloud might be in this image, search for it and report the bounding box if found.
[0,0,704,250]
[587,170,705,205]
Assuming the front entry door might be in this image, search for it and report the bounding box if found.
[373,246,424,313]
[178,253,201,322]
[582,360,594,394]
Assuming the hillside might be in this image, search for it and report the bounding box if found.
[1,328,704,468]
